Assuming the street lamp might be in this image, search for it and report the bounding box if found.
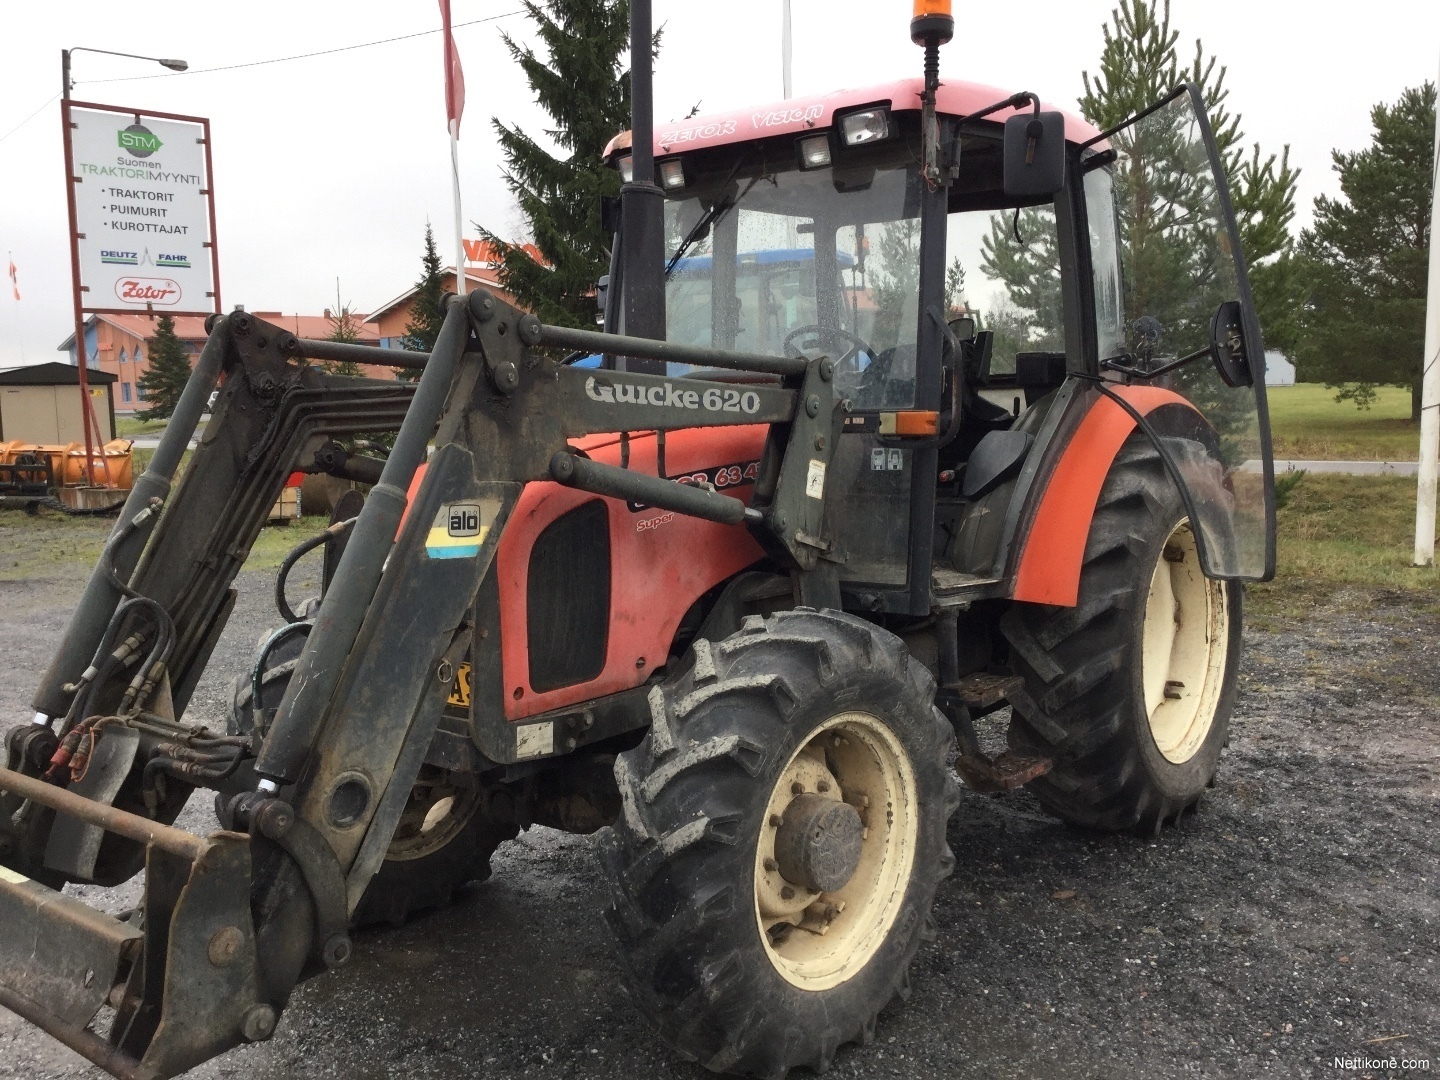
[63,47,188,99]
[59,46,189,487]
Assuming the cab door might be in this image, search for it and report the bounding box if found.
[1079,83,1276,580]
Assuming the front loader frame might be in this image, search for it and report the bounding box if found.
[0,290,846,1078]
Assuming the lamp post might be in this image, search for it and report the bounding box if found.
[60,47,187,486]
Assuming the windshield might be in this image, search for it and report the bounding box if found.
[664,158,924,410]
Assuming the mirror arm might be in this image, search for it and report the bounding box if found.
[1101,343,1211,380]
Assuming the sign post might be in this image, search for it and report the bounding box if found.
[59,91,219,484]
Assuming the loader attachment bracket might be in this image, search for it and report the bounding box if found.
[0,767,273,1079]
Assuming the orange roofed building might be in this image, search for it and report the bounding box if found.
[365,241,536,350]
[59,311,385,413]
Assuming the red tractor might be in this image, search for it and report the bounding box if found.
[0,3,1274,1077]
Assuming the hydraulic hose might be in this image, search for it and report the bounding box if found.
[274,519,354,624]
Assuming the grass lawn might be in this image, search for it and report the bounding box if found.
[115,416,168,438]
[1266,383,1418,461]
[1247,472,1439,623]
[0,510,330,583]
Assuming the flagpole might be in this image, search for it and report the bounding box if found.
[450,126,467,297]
[440,0,467,298]
[1413,47,1440,566]
[782,0,793,98]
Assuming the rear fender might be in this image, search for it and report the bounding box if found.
[1010,384,1200,607]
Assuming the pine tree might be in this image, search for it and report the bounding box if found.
[136,315,192,421]
[321,281,364,378]
[1078,0,1303,352]
[1294,83,1436,419]
[403,224,447,354]
[479,0,638,328]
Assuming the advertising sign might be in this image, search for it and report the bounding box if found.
[66,103,219,316]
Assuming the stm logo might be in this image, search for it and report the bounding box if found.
[117,124,163,158]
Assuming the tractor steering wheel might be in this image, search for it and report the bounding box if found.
[782,325,872,373]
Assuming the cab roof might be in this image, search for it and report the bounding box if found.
[602,76,1105,161]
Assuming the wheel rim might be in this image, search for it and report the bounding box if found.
[383,771,481,862]
[1141,520,1230,764]
[753,712,917,991]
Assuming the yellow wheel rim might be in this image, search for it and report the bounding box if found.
[1141,520,1230,764]
[754,712,917,991]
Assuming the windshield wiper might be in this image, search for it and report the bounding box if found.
[665,154,757,278]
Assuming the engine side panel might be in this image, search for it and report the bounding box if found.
[498,425,768,720]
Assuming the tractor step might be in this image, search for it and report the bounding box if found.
[944,672,1023,710]
[953,748,1053,794]
[935,676,1052,794]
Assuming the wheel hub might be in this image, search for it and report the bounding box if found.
[754,712,917,991]
[774,793,864,893]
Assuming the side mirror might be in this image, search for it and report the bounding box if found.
[947,316,975,342]
[1003,111,1066,198]
[1209,300,1254,388]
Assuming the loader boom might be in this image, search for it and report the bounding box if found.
[0,291,837,1078]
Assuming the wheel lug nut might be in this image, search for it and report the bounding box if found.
[781,886,795,900]
[769,814,783,827]
[764,857,779,872]
[790,782,805,795]
[817,780,830,793]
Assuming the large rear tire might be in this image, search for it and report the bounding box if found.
[230,632,516,930]
[1002,436,1242,833]
[600,609,958,1078]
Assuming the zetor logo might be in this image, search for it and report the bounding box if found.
[117,124,163,157]
[115,277,181,305]
[585,375,761,415]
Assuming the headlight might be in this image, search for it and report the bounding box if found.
[840,109,892,146]
[797,134,832,169]
[658,158,686,190]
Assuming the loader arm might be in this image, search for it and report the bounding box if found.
[0,290,840,1078]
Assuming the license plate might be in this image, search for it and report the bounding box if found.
[447,662,473,709]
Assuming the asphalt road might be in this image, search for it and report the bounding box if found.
[0,534,1436,1079]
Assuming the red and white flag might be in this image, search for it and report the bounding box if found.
[439,0,466,138]
[6,256,17,302]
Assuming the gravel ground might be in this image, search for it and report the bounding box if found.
[0,532,1436,1080]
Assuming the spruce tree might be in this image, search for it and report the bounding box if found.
[321,282,364,378]
[403,224,448,354]
[1077,0,1303,352]
[479,0,637,328]
[136,315,192,421]
[1294,83,1436,418]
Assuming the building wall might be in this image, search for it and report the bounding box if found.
[0,383,114,443]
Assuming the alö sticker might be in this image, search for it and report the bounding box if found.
[114,276,181,305]
[425,500,497,560]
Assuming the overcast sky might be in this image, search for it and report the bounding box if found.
[1,0,1436,363]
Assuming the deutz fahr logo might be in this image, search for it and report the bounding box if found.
[117,124,163,158]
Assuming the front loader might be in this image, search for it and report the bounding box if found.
[0,3,1276,1076]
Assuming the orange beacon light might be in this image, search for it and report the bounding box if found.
[911,0,954,45]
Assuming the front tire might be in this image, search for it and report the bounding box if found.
[230,631,516,929]
[1003,436,1242,833]
[600,609,958,1077]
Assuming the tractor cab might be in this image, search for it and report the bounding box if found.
[601,76,1275,615]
